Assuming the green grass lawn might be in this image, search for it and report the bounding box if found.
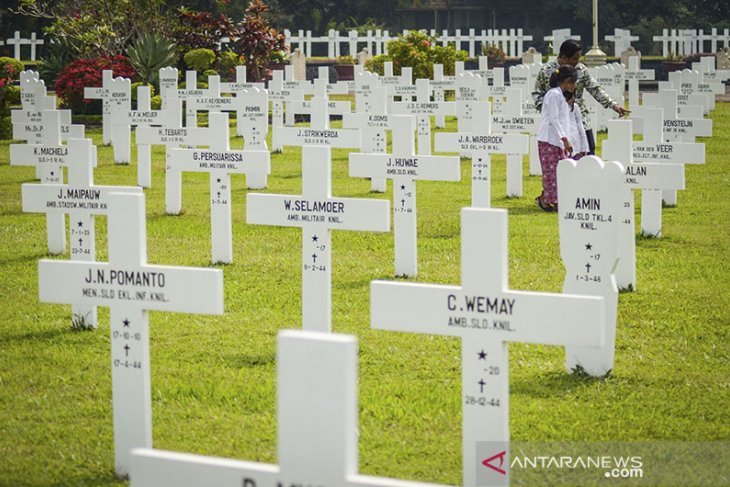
[0,103,728,486]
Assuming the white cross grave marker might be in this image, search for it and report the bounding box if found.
[638,89,709,206]
[613,110,691,236]
[455,72,485,157]
[602,113,685,292]
[111,85,180,182]
[350,115,461,277]
[557,155,624,377]
[168,112,270,263]
[235,87,270,189]
[19,71,44,110]
[7,31,29,60]
[624,56,655,109]
[277,79,360,150]
[38,192,224,477]
[247,145,389,332]
[130,330,448,487]
[10,108,79,254]
[390,79,456,156]
[343,82,391,192]
[28,32,44,60]
[268,70,305,152]
[83,71,131,147]
[370,207,605,486]
[435,102,528,206]
[432,63,456,128]
[22,138,142,328]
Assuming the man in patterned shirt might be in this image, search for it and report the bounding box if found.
[532,39,628,155]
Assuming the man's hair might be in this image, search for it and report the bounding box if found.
[559,39,582,58]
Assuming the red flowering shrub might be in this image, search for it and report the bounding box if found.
[0,61,20,121]
[172,8,236,54]
[54,56,137,113]
[232,0,287,81]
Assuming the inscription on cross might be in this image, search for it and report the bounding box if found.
[38,192,224,477]
[371,208,605,486]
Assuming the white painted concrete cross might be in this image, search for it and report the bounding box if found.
[22,138,142,328]
[602,114,685,292]
[624,56,654,109]
[7,31,31,60]
[435,102,528,206]
[390,79,456,155]
[10,108,80,254]
[158,67,180,109]
[130,330,448,487]
[220,66,266,102]
[268,70,305,152]
[455,72,485,156]
[557,155,624,377]
[168,112,269,264]
[235,87,270,189]
[617,110,692,235]
[11,96,84,146]
[84,71,131,147]
[605,28,639,57]
[370,207,605,486]
[111,85,180,183]
[137,116,233,216]
[19,71,45,110]
[508,63,543,176]
[432,63,456,128]
[544,28,581,55]
[343,82,391,192]
[350,115,461,277]
[247,146,389,332]
[638,89,709,206]
[38,192,224,478]
[277,79,360,150]
[28,32,44,60]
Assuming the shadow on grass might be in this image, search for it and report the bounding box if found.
[0,327,78,345]
[0,251,47,265]
[511,369,611,399]
[48,471,125,487]
[222,350,276,369]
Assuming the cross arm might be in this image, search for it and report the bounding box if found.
[38,261,224,315]
[246,194,390,232]
[130,449,278,487]
[22,184,143,214]
[168,149,270,175]
[371,281,604,348]
[434,133,529,155]
[349,154,461,181]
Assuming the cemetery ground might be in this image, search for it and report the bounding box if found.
[1,103,729,486]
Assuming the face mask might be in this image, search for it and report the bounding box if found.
[563,89,574,101]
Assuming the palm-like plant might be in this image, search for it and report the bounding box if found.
[127,33,178,85]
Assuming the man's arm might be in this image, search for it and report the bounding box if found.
[579,66,628,117]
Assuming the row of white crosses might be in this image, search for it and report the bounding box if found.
[21,64,625,486]
[638,89,710,208]
[84,70,131,147]
[22,135,142,328]
[10,99,91,255]
[129,157,622,486]
[6,31,44,60]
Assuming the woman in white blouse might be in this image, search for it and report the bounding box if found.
[536,65,578,212]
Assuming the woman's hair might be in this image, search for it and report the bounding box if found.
[559,39,582,59]
[549,64,578,87]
